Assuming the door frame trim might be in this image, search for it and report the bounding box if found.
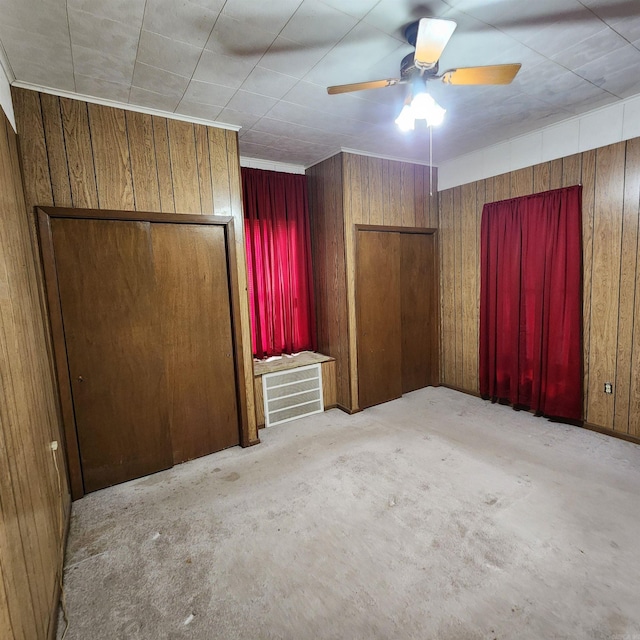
[37,206,250,499]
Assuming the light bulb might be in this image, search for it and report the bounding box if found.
[411,91,446,127]
[395,104,415,131]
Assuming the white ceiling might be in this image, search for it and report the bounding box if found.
[1,0,639,167]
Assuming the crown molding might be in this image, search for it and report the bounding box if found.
[239,156,306,174]
[339,147,437,168]
[11,81,241,131]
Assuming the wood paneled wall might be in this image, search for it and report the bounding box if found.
[439,141,640,440]
[11,87,258,447]
[307,152,438,411]
[0,107,68,638]
[307,154,350,409]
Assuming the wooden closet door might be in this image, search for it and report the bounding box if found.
[51,218,172,493]
[152,224,239,463]
[356,230,402,409]
[401,233,439,393]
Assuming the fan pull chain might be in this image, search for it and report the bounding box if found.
[429,125,433,197]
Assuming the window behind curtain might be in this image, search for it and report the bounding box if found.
[479,185,583,420]
[241,167,317,359]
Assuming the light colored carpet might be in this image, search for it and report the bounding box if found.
[58,387,640,640]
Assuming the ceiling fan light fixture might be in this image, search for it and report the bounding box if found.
[411,91,446,127]
[395,103,415,131]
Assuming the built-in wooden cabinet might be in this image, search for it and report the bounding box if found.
[355,227,440,409]
[39,208,249,498]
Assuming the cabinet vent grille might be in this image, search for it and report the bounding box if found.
[262,363,323,427]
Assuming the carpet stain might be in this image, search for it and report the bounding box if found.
[223,472,240,482]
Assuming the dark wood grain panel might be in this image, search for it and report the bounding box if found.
[366,156,383,225]
[494,172,510,200]
[356,230,402,408]
[87,103,135,210]
[125,111,161,212]
[152,224,239,461]
[511,167,533,197]
[209,127,232,216]
[533,162,550,193]
[167,119,201,213]
[401,233,438,391]
[52,218,173,492]
[439,188,455,385]
[153,117,176,213]
[461,182,477,391]
[0,105,68,640]
[39,93,71,206]
[12,88,54,213]
[59,97,99,208]
[587,143,625,429]
[387,159,402,226]
[613,139,640,433]
[414,167,426,227]
[581,149,596,419]
[195,124,214,213]
[401,162,416,227]
[549,158,563,189]
[562,153,582,187]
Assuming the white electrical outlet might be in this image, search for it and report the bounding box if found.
[50,440,59,451]
[604,382,613,394]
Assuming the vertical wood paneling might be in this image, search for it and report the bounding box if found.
[461,182,477,391]
[587,143,625,429]
[452,186,463,387]
[440,188,455,385]
[549,158,563,189]
[511,167,533,197]
[12,89,53,213]
[167,119,201,213]
[87,104,135,211]
[581,149,596,418]
[59,97,99,208]
[1,103,68,640]
[614,139,640,433]
[209,127,232,216]
[309,152,437,411]
[307,155,349,408]
[387,159,402,226]
[125,111,161,212]
[195,124,214,214]
[39,93,71,206]
[153,118,175,213]
[562,154,582,187]
[401,163,416,227]
[533,162,550,193]
[440,137,640,443]
[12,88,258,472]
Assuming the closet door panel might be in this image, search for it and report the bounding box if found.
[152,223,239,463]
[51,218,172,492]
[401,233,439,392]
[356,230,402,408]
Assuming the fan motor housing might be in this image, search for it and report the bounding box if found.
[401,53,438,78]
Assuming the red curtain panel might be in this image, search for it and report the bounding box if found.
[479,185,582,420]
[241,167,317,359]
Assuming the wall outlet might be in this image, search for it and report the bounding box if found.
[604,382,613,395]
[50,440,58,451]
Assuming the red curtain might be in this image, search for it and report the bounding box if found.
[242,167,317,359]
[479,185,582,420]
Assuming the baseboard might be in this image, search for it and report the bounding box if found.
[440,384,481,398]
[48,493,71,640]
[441,385,640,447]
[581,422,640,446]
[337,403,362,415]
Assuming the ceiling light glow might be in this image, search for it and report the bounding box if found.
[395,90,445,130]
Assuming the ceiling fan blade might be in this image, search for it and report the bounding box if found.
[327,78,402,95]
[414,18,457,69]
[440,64,522,85]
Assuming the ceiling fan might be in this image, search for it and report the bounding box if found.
[327,18,521,129]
